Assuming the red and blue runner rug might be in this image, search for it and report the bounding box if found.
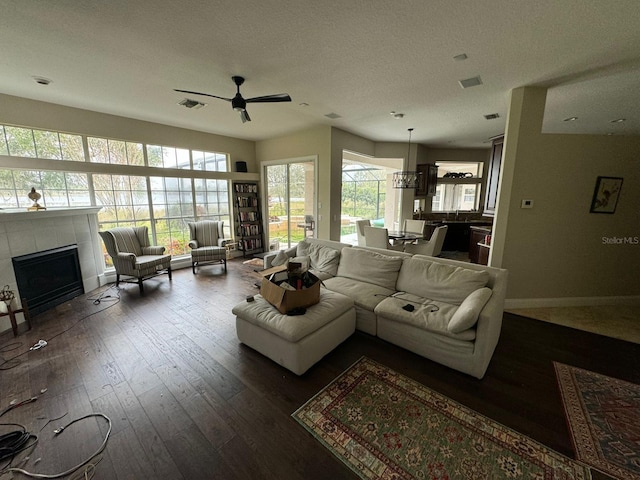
[555,362,640,480]
[293,357,590,479]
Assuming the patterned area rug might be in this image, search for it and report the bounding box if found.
[554,362,640,480]
[293,357,591,479]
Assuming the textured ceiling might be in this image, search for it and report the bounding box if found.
[1,0,639,147]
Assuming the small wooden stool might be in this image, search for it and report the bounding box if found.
[0,298,32,336]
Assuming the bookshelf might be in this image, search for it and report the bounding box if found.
[233,181,264,257]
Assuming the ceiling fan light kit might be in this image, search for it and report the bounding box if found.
[174,76,291,123]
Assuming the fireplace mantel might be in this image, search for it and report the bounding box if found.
[0,207,102,221]
[0,207,104,333]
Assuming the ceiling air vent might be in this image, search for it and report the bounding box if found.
[178,98,206,109]
[484,113,500,120]
[458,76,483,89]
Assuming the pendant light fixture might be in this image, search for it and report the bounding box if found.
[392,128,420,189]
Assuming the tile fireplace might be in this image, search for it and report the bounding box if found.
[0,207,104,332]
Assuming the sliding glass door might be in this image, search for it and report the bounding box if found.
[263,157,316,251]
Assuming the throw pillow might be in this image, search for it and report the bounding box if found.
[291,256,311,272]
[447,287,493,333]
[297,242,341,276]
[271,250,289,267]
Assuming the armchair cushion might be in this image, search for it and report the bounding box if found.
[188,220,225,248]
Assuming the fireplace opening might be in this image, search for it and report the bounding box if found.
[12,245,84,316]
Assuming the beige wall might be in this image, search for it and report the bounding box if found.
[0,94,257,172]
[255,125,332,237]
[493,87,640,304]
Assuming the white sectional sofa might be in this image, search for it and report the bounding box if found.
[261,238,508,379]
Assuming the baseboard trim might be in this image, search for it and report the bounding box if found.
[505,295,640,309]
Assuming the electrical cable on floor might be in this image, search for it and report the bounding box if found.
[0,422,39,471]
[0,286,121,371]
[5,413,111,479]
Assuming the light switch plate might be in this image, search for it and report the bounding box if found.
[521,199,534,209]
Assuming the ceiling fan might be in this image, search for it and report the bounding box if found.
[174,76,291,123]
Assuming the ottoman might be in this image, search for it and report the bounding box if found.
[232,289,356,375]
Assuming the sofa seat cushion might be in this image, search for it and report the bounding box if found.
[232,289,354,343]
[374,293,476,341]
[323,276,395,312]
[396,256,490,305]
[336,247,404,290]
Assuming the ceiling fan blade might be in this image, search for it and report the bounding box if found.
[173,89,232,102]
[240,110,251,123]
[245,93,292,103]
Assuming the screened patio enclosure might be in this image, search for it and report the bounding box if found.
[340,151,403,245]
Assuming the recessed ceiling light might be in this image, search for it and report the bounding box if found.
[325,112,341,119]
[299,102,309,107]
[610,118,626,123]
[458,76,482,89]
[390,112,404,119]
[32,76,52,86]
[563,116,578,122]
[453,53,468,61]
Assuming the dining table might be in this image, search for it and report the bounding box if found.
[386,231,418,245]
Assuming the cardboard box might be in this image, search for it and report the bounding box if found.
[260,269,320,315]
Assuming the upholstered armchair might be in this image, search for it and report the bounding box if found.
[187,220,229,273]
[403,225,448,257]
[99,226,172,294]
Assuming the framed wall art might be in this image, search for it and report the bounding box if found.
[590,176,623,214]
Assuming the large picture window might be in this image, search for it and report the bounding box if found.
[0,124,232,268]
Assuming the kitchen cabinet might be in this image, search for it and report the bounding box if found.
[416,164,438,197]
[426,221,492,252]
[483,136,503,216]
[469,226,492,264]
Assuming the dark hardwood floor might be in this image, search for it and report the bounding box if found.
[1,259,638,479]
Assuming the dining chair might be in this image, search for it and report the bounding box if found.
[363,226,404,251]
[355,219,371,246]
[403,225,448,256]
[403,219,426,238]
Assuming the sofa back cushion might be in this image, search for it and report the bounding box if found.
[297,241,341,277]
[337,247,404,290]
[397,256,490,305]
